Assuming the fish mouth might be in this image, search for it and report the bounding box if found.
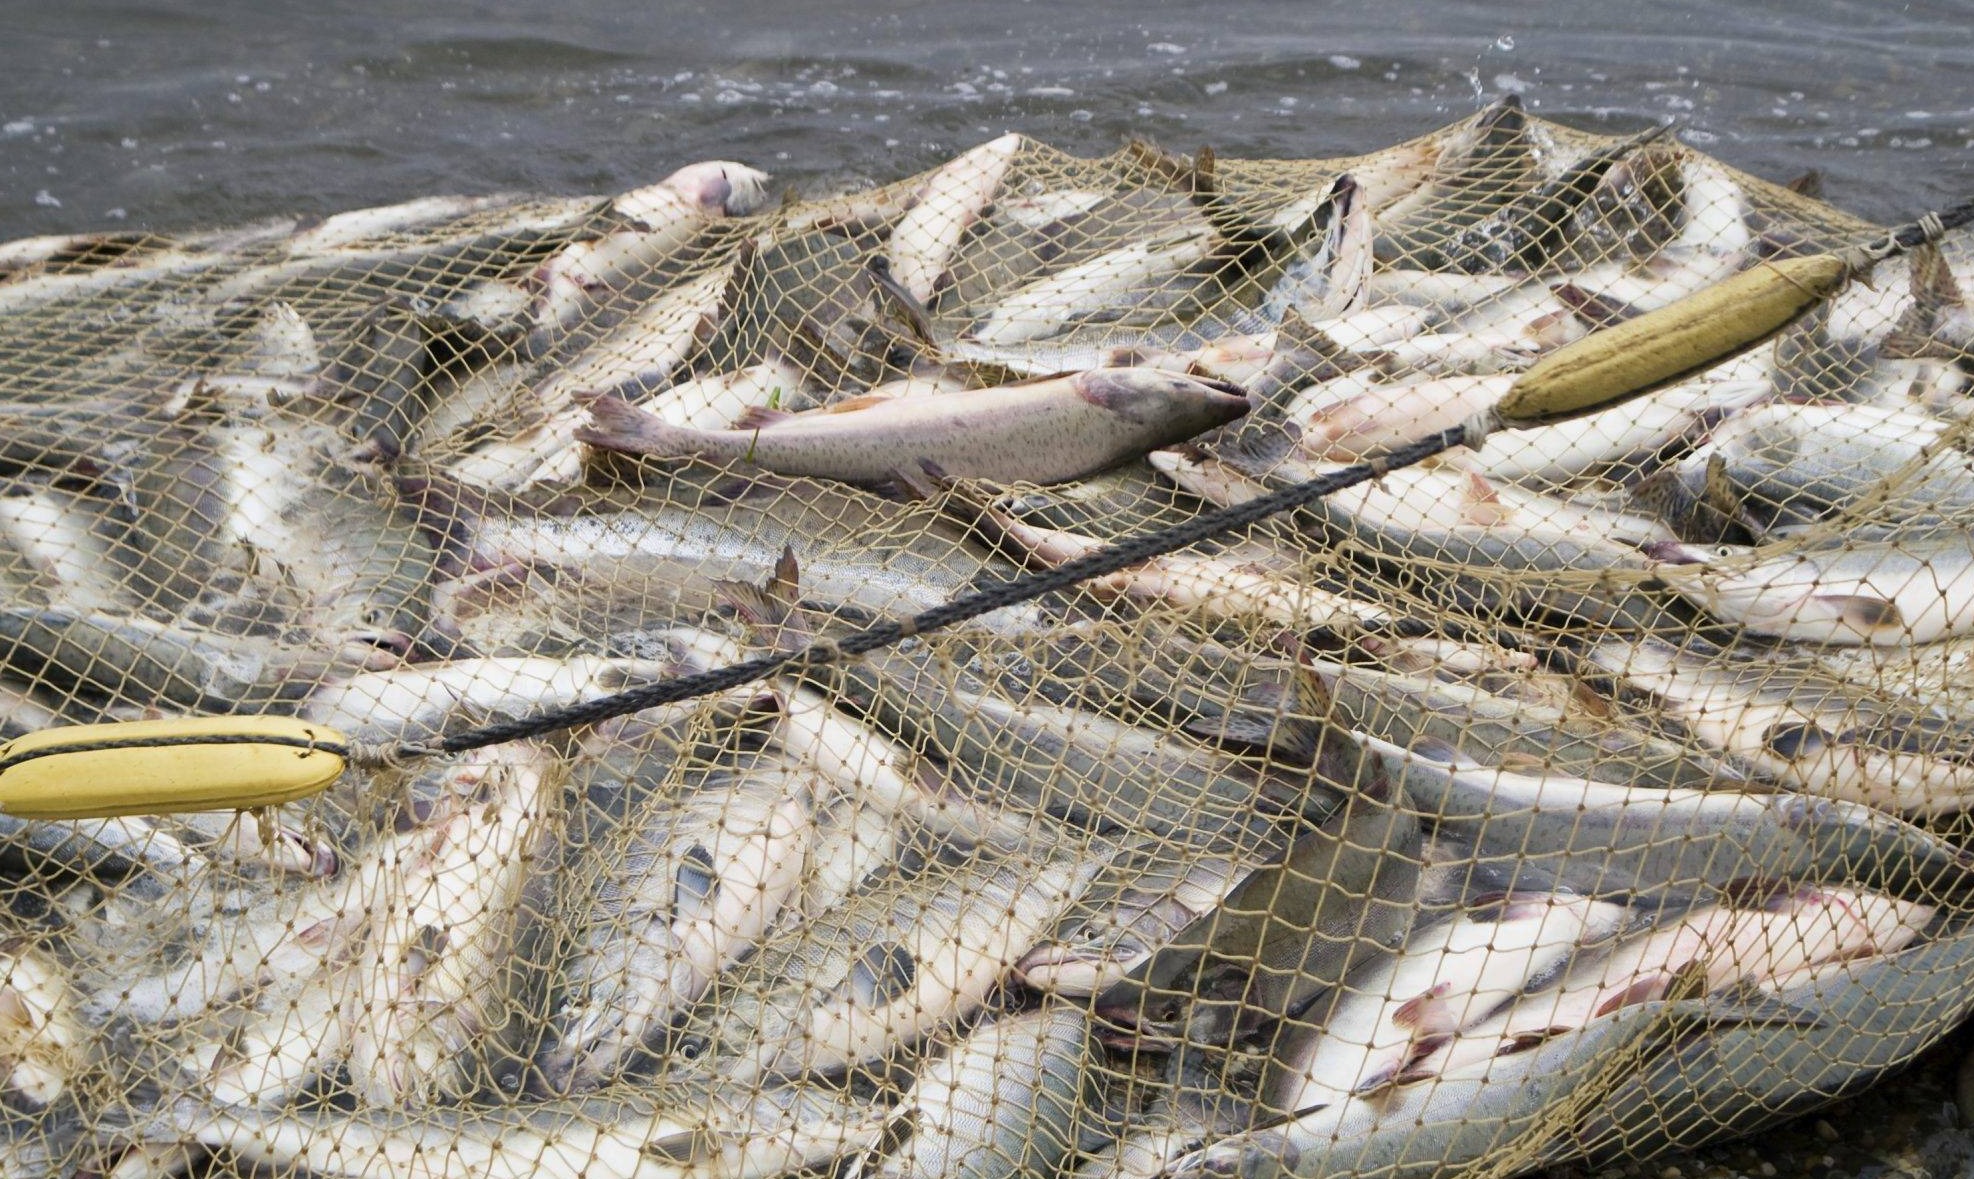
[1640,539,1711,566]
[339,628,418,669]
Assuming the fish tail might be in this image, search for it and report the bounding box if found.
[574,393,698,457]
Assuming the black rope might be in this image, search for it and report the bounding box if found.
[384,427,1470,762]
[1891,196,1974,250]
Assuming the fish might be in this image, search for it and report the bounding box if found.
[126,1077,887,1179]
[1094,745,1421,1044]
[1587,634,1974,816]
[1373,96,1538,271]
[0,608,342,716]
[402,468,1034,632]
[1297,650,1752,792]
[1567,919,1974,1166]
[888,133,1025,305]
[576,367,1251,487]
[1632,402,1974,541]
[1444,125,1671,274]
[453,259,739,490]
[341,741,563,1107]
[1019,832,1285,998]
[1649,530,1974,645]
[698,851,1096,1082]
[1358,732,1974,899]
[851,1005,1099,1179]
[1160,1000,1681,1179]
[966,231,1217,346]
[723,564,1339,846]
[528,161,770,343]
[1260,893,1629,1115]
[943,478,1390,634]
[1258,175,1371,324]
[538,759,816,1094]
[0,938,85,1108]
[301,654,676,744]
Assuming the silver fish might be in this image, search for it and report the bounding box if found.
[539,759,817,1093]
[1358,731,1974,898]
[852,1005,1099,1179]
[341,741,563,1107]
[698,851,1095,1082]
[1588,634,1974,817]
[888,133,1025,305]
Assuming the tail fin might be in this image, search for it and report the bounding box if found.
[573,394,693,456]
[391,471,523,574]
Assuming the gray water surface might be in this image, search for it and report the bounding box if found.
[1,0,1969,242]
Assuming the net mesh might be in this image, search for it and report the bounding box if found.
[0,102,1971,1178]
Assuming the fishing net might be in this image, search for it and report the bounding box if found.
[0,101,1970,1179]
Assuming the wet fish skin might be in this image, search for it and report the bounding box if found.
[1162,1001,1678,1179]
[341,741,563,1108]
[888,133,1024,305]
[0,608,342,715]
[577,367,1251,487]
[131,1077,887,1179]
[0,938,85,1108]
[1564,924,1974,1167]
[1587,633,1974,817]
[1261,893,1628,1115]
[301,653,677,744]
[696,852,1095,1083]
[1359,732,1974,900]
[538,761,816,1094]
[1372,95,1538,271]
[856,1005,1099,1179]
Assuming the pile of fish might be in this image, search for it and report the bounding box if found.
[0,100,1971,1179]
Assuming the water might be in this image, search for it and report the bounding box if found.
[1,0,1969,243]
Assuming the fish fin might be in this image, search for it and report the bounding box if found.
[1719,876,1797,909]
[1762,720,1832,761]
[823,392,895,414]
[1275,309,1349,363]
[1457,472,1512,526]
[730,405,795,431]
[1911,242,1966,310]
[1405,736,1471,767]
[1552,282,1643,330]
[390,471,519,575]
[713,547,813,651]
[1698,983,1825,1028]
[1390,982,1453,1031]
[1593,973,1673,1018]
[1817,594,1904,633]
[644,1127,718,1164]
[1783,169,1824,198]
[891,462,943,503]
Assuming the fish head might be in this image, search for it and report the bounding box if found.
[656,161,776,218]
[1074,369,1251,429]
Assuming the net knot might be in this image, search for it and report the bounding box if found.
[346,738,441,772]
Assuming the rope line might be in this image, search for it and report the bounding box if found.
[345,428,1471,765]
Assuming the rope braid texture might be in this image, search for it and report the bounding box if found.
[348,199,1973,770]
